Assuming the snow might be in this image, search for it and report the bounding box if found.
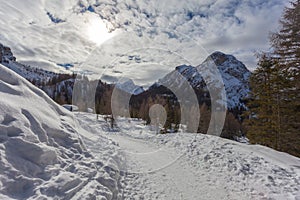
[0,64,299,199]
[77,113,300,200]
[0,64,124,199]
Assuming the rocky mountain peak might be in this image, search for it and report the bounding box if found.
[200,51,251,85]
[157,51,252,109]
[208,51,231,66]
[0,43,16,63]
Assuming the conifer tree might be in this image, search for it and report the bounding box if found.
[270,0,300,155]
[245,54,282,148]
[271,0,300,76]
[246,0,300,156]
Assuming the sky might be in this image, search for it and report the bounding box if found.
[0,0,289,86]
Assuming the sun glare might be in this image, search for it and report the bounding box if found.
[87,18,115,45]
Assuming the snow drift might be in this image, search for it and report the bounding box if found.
[0,64,123,199]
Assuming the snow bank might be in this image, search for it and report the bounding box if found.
[0,64,123,199]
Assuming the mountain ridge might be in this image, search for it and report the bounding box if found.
[0,43,251,110]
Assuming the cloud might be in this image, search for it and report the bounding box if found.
[153,0,288,70]
[195,0,289,70]
[83,0,288,71]
[0,0,289,83]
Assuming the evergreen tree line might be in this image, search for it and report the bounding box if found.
[92,82,243,138]
[244,0,300,157]
[40,73,76,105]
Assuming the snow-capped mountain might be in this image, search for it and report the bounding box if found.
[0,44,16,63]
[0,43,57,85]
[116,78,144,95]
[0,43,75,105]
[158,51,251,109]
[1,43,251,109]
[1,43,144,98]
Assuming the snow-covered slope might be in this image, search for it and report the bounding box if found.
[158,51,251,109]
[77,113,300,200]
[0,64,123,199]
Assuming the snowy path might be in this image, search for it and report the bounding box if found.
[107,133,196,199]
[75,113,300,200]
[106,133,252,200]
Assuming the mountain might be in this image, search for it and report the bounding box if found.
[116,78,144,95]
[0,43,144,100]
[0,43,77,105]
[0,43,57,85]
[157,51,251,109]
[1,42,251,112]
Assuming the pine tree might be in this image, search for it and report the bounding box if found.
[246,0,300,157]
[245,54,281,149]
[270,0,300,156]
[271,0,300,76]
